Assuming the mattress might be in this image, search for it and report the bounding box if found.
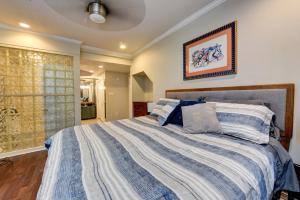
[37,116,299,200]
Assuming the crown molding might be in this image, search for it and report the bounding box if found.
[134,0,226,56]
[0,23,82,45]
[81,45,133,60]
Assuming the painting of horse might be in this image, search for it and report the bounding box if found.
[191,44,224,68]
[183,21,237,80]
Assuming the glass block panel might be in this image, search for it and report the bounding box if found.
[56,87,65,94]
[56,79,65,87]
[56,96,65,103]
[0,46,74,153]
[65,79,73,87]
[66,87,74,94]
[22,77,33,86]
[45,87,55,94]
[66,102,74,111]
[56,71,65,78]
[66,96,74,103]
[45,78,55,86]
[45,121,56,131]
[7,66,20,77]
[65,71,73,79]
[5,86,21,96]
[22,86,33,94]
[45,70,55,78]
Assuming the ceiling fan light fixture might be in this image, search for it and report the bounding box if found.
[88,1,107,24]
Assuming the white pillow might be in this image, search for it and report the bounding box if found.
[211,102,274,144]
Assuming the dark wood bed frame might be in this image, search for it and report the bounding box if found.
[166,83,295,150]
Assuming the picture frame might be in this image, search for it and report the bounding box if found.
[183,21,237,80]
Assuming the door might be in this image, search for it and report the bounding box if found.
[95,79,106,121]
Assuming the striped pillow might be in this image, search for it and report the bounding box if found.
[151,98,180,116]
[213,102,274,144]
[157,101,180,126]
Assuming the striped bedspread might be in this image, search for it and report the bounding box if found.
[37,116,299,200]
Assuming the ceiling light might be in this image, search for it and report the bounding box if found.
[98,65,103,69]
[89,70,94,73]
[87,1,107,24]
[19,22,30,29]
[120,43,127,50]
[80,85,90,89]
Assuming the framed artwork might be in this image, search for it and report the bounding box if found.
[183,21,237,80]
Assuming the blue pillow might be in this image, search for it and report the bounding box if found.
[167,100,205,126]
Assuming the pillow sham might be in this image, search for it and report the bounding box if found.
[167,100,205,126]
[151,98,179,116]
[211,102,274,144]
[182,103,222,134]
[157,101,180,126]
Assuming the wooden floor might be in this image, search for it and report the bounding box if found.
[81,118,103,125]
[0,150,47,200]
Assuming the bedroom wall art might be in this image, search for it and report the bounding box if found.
[183,21,237,80]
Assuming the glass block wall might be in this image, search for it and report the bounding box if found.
[0,46,74,153]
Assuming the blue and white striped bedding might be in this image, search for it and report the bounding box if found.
[37,116,299,200]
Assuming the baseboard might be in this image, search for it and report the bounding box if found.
[0,146,46,159]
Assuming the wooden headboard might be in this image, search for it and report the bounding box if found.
[165,84,295,150]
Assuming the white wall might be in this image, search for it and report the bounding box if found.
[0,27,82,125]
[131,0,300,163]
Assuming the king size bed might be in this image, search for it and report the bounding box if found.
[37,84,300,200]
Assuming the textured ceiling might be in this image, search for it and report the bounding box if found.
[0,0,215,53]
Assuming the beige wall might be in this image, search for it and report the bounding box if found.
[131,0,300,163]
[105,71,129,121]
[0,27,82,125]
[132,73,153,102]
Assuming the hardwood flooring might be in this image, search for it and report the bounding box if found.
[81,118,103,125]
[0,150,47,200]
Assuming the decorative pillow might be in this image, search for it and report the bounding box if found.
[157,101,180,126]
[150,98,179,117]
[182,103,222,134]
[212,102,274,144]
[168,100,205,126]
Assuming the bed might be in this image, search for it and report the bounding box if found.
[37,84,299,200]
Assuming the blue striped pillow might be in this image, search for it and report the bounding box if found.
[151,98,180,126]
[213,102,274,144]
[151,98,179,116]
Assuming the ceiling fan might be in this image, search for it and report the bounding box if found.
[87,0,108,24]
[44,0,145,31]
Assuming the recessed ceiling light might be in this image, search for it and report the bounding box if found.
[89,70,94,73]
[19,22,30,29]
[120,43,127,50]
[98,65,103,69]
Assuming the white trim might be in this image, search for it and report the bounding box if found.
[133,0,226,56]
[81,45,133,60]
[0,146,46,159]
[0,23,82,45]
